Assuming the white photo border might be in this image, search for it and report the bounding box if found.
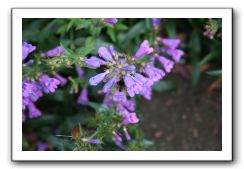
[12,8,233,161]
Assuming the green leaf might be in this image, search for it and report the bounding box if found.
[152,80,176,92]
[165,19,176,38]
[206,69,222,76]
[115,23,128,31]
[77,37,95,55]
[107,28,116,42]
[199,51,219,66]
[88,102,109,113]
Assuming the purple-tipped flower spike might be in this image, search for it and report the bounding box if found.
[75,65,85,78]
[22,111,26,122]
[159,38,181,49]
[39,75,60,93]
[104,18,118,24]
[84,56,106,69]
[82,138,101,145]
[41,46,63,57]
[22,42,36,61]
[123,127,131,141]
[122,100,135,112]
[121,113,139,125]
[98,47,115,63]
[144,66,165,82]
[156,56,174,73]
[89,71,109,86]
[54,74,68,86]
[102,77,118,93]
[166,49,184,62]
[123,74,143,97]
[77,87,89,105]
[134,40,154,59]
[103,92,114,108]
[122,65,136,71]
[36,142,49,151]
[28,102,42,119]
[152,18,161,29]
[113,91,127,103]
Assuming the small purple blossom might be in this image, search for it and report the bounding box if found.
[144,66,165,82]
[122,100,135,112]
[159,38,181,49]
[134,40,154,59]
[123,127,131,141]
[166,49,184,62]
[122,65,136,71]
[22,81,43,102]
[152,18,161,29]
[123,74,143,97]
[39,74,60,93]
[113,131,125,149]
[109,45,122,56]
[121,113,139,125]
[28,102,42,119]
[116,103,130,116]
[77,87,89,105]
[102,77,118,93]
[103,92,114,108]
[41,46,63,57]
[98,47,115,63]
[140,86,152,100]
[22,42,36,61]
[89,71,109,86]
[104,18,118,24]
[36,142,49,151]
[75,65,85,78]
[54,74,68,86]
[156,56,174,73]
[113,91,127,103]
[82,138,101,145]
[84,56,106,69]
[133,73,154,88]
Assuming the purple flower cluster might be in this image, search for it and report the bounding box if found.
[83,33,184,148]
[22,42,68,122]
[104,18,118,25]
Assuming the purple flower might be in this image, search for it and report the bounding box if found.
[22,42,36,60]
[109,45,122,56]
[122,65,136,71]
[123,127,131,141]
[121,113,139,125]
[41,46,63,57]
[103,92,114,108]
[123,74,143,97]
[22,96,29,110]
[28,102,42,119]
[39,74,60,93]
[140,86,152,100]
[22,81,43,102]
[84,56,106,69]
[54,74,68,86]
[152,18,161,29]
[144,66,165,82]
[116,103,130,116]
[89,71,109,86]
[75,65,85,78]
[166,49,184,62]
[156,56,174,73]
[122,100,135,112]
[113,131,125,149]
[159,38,181,49]
[102,77,118,93]
[133,73,154,88]
[37,142,49,151]
[82,138,101,145]
[113,91,127,103]
[77,87,89,105]
[134,40,154,59]
[104,18,118,24]
[98,47,115,63]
